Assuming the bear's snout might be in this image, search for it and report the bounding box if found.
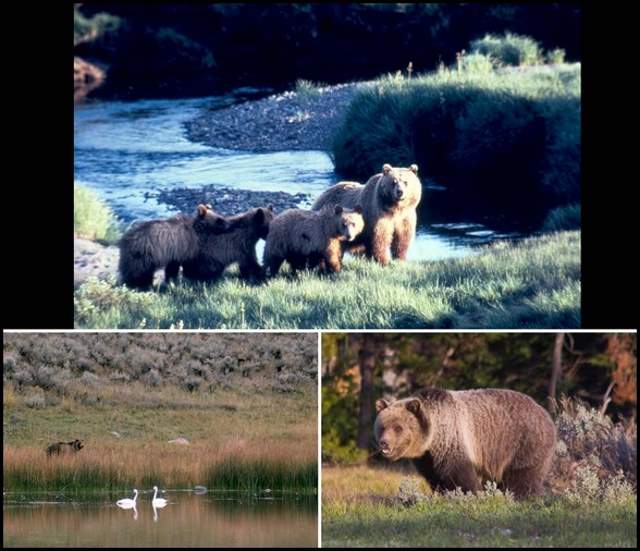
[378,438,391,454]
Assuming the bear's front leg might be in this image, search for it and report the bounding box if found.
[369,221,394,265]
[239,252,264,283]
[322,240,343,273]
[391,212,416,260]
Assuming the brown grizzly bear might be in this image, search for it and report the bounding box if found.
[182,206,275,283]
[312,163,422,265]
[46,439,84,456]
[263,204,365,276]
[118,204,234,289]
[374,388,556,498]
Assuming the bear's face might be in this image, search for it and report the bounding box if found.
[252,205,275,239]
[194,204,230,234]
[374,398,428,460]
[334,205,365,241]
[72,439,84,451]
[378,163,420,208]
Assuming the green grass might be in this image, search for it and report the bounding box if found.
[74,231,580,329]
[74,184,121,243]
[470,32,544,66]
[322,497,637,547]
[542,203,581,232]
[331,62,580,220]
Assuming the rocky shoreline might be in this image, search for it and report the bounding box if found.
[184,82,367,152]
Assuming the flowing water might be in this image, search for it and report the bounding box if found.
[3,491,317,547]
[74,95,524,262]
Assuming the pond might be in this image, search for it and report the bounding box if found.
[3,490,317,547]
[74,95,524,262]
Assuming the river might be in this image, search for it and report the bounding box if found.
[74,95,523,262]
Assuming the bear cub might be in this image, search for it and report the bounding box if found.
[263,204,365,276]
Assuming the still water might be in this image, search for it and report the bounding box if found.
[3,491,317,547]
[74,95,523,261]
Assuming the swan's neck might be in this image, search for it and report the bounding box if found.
[153,487,158,500]
[133,490,138,501]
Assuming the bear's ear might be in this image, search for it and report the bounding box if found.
[382,163,393,174]
[334,204,344,215]
[376,399,390,413]
[405,398,422,416]
[205,203,213,210]
[354,205,363,214]
[267,204,274,212]
[197,204,208,217]
[409,164,419,174]
[253,208,266,225]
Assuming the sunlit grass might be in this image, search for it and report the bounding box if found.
[74,231,580,329]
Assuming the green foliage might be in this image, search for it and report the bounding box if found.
[74,6,121,45]
[74,231,580,329]
[205,459,317,492]
[547,48,566,64]
[542,203,581,232]
[331,63,581,216]
[458,52,495,75]
[322,385,368,465]
[470,32,544,66]
[74,185,121,243]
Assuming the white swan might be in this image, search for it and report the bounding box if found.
[152,486,168,507]
[116,489,138,509]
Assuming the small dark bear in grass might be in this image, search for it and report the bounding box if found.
[374,388,556,498]
[263,204,365,276]
[313,163,422,265]
[46,439,84,456]
[118,204,235,289]
[182,205,275,284]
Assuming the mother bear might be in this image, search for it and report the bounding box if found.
[312,163,422,265]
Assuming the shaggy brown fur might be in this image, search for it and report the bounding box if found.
[182,206,275,283]
[118,204,234,289]
[263,204,365,276]
[312,163,422,265]
[374,388,556,498]
[46,439,84,456]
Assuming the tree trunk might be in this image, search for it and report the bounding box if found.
[548,333,565,410]
[356,335,376,449]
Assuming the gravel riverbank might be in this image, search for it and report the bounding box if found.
[184,82,367,152]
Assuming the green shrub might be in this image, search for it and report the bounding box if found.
[547,48,566,64]
[331,63,580,217]
[459,52,495,75]
[74,185,121,243]
[470,32,543,66]
[542,203,581,232]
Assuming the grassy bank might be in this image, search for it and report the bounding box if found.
[322,466,637,547]
[74,231,580,329]
[331,62,580,222]
[3,383,316,492]
[74,184,121,243]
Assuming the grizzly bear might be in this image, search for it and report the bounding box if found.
[263,204,365,276]
[46,439,84,456]
[374,388,556,498]
[118,204,234,289]
[182,206,275,283]
[312,163,422,265]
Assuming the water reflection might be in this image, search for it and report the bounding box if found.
[3,491,317,547]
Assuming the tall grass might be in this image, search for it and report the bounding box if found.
[331,63,580,220]
[74,184,121,243]
[74,231,580,329]
[470,32,544,66]
[3,443,316,492]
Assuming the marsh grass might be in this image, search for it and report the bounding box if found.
[3,382,317,492]
[74,231,580,329]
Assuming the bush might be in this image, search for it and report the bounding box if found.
[74,185,121,243]
[547,48,566,64]
[459,52,495,75]
[550,398,637,498]
[542,203,581,232]
[331,64,581,218]
[470,32,543,66]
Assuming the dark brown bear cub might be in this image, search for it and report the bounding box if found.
[46,439,84,456]
[118,204,232,289]
[374,388,556,498]
[182,206,275,283]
